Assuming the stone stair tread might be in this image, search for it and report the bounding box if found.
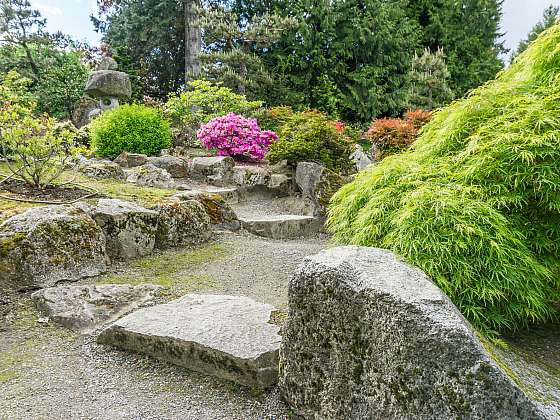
[239,214,314,222]
[97,294,281,388]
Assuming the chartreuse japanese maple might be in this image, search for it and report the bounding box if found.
[328,24,560,337]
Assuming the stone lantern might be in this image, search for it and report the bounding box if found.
[73,57,132,127]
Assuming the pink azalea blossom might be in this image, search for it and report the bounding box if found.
[197,113,278,161]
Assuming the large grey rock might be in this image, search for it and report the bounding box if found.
[85,70,132,99]
[173,186,239,204]
[232,165,270,187]
[98,294,282,387]
[0,206,107,290]
[279,246,548,419]
[90,199,159,260]
[349,144,373,171]
[96,57,118,71]
[240,215,317,239]
[171,191,240,231]
[189,156,234,186]
[72,96,99,128]
[147,155,189,178]
[113,151,148,168]
[233,164,295,196]
[126,164,175,189]
[153,200,212,248]
[32,284,161,333]
[295,162,346,217]
[79,160,126,180]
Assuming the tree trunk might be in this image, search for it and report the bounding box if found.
[238,59,247,94]
[184,0,201,83]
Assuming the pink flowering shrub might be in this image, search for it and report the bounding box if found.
[197,113,278,160]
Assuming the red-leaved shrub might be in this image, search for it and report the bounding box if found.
[365,109,432,161]
[405,109,432,129]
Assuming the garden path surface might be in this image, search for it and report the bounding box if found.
[0,232,330,420]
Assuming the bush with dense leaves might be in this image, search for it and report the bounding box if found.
[405,109,432,129]
[164,80,263,127]
[197,113,278,161]
[266,110,353,172]
[364,110,431,161]
[256,106,295,132]
[364,117,416,161]
[328,25,560,336]
[90,104,172,159]
[0,72,82,189]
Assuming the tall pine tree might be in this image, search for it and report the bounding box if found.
[266,0,419,122]
[406,0,506,97]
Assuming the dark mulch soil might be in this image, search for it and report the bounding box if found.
[0,179,95,202]
[506,325,560,373]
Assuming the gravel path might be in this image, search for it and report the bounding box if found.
[0,232,331,420]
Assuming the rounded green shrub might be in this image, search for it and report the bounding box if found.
[328,24,560,336]
[266,110,353,172]
[90,104,172,159]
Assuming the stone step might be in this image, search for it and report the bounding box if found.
[239,214,320,239]
[172,186,240,204]
[197,186,240,204]
[97,294,281,388]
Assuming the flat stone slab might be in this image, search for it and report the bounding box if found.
[240,215,318,239]
[32,284,161,333]
[97,294,281,388]
[173,187,240,204]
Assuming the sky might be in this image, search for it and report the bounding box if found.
[31,0,560,54]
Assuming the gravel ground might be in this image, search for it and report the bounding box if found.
[0,232,330,420]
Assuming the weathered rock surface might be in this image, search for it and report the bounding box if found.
[172,187,240,205]
[232,165,270,187]
[32,284,160,332]
[97,294,282,388]
[72,96,99,128]
[233,164,295,196]
[90,199,159,260]
[350,144,373,171]
[240,215,317,239]
[79,160,126,180]
[153,200,212,248]
[96,57,118,71]
[147,155,189,178]
[85,70,132,99]
[113,151,148,168]
[0,206,107,290]
[280,246,549,420]
[171,191,240,231]
[295,162,346,217]
[126,164,175,189]
[189,156,234,186]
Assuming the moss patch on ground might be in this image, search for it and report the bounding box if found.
[96,242,229,298]
[0,292,77,383]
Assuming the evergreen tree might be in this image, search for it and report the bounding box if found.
[198,5,296,97]
[406,0,506,97]
[93,0,186,98]
[406,48,453,111]
[268,0,419,122]
[0,0,47,80]
[511,5,559,62]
